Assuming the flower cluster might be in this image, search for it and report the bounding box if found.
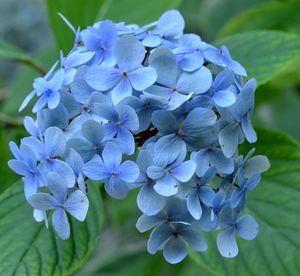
[8,10,270,264]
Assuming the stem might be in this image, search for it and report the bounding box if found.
[0,113,23,128]
[19,59,47,75]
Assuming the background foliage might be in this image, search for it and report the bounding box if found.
[0,0,299,275]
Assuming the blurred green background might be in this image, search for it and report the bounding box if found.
[0,0,300,275]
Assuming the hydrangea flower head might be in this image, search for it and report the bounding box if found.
[9,10,270,264]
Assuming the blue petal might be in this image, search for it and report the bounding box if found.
[104,176,129,199]
[178,53,204,72]
[137,184,165,216]
[241,116,257,143]
[47,172,67,203]
[118,160,139,182]
[136,214,163,233]
[82,120,104,145]
[45,127,66,158]
[8,160,29,176]
[154,134,185,165]
[213,69,235,91]
[47,91,61,109]
[152,110,178,135]
[19,89,36,112]
[64,148,84,176]
[157,10,185,38]
[85,66,121,91]
[147,223,172,254]
[147,166,166,180]
[102,142,122,169]
[244,155,270,177]
[83,155,110,180]
[52,208,70,240]
[181,228,207,251]
[28,193,59,210]
[114,36,145,71]
[199,186,215,207]
[49,160,76,188]
[177,66,212,94]
[167,92,191,110]
[67,138,96,162]
[236,215,259,240]
[116,127,135,155]
[187,192,202,220]
[111,77,132,104]
[219,124,240,158]
[154,174,178,197]
[128,67,157,91]
[148,48,179,87]
[163,236,187,264]
[171,160,196,182]
[217,227,238,258]
[64,190,89,221]
[117,105,139,131]
[213,90,236,107]
[33,94,49,113]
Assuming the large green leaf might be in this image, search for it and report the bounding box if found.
[190,128,300,275]
[98,0,182,25]
[218,0,300,37]
[0,181,103,275]
[46,0,106,53]
[0,39,46,74]
[215,31,300,86]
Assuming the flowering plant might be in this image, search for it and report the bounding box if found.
[8,10,269,264]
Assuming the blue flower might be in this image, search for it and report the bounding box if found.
[30,69,65,113]
[60,50,95,85]
[64,148,86,193]
[180,168,216,220]
[85,36,157,104]
[68,119,106,162]
[191,144,234,177]
[80,20,117,65]
[210,70,236,107]
[135,149,166,216]
[172,34,207,72]
[152,108,217,163]
[120,95,166,132]
[218,79,257,158]
[230,174,261,208]
[147,222,207,264]
[195,189,227,232]
[8,142,46,199]
[83,142,139,199]
[217,207,259,258]
[147,147,196,196]
[22,127,76,188]
[146,48,212,110]
[28,172,89,240]
[143,10,185,48]
[94,103,139,155]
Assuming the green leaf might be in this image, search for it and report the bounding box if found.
[0,39,46,74]
[98,0,182,25]
[218,0,300,38]
[0,181,103,275]
[215,31,300,86]
[46,0,106,54]
[190,128,300,276]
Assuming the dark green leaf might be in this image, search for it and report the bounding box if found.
[215,31,300,86]
[218,0,300,37]
[0,181,103,275]
[0,39,46,74]
[98,0,182,25]
[190,128,300,275]
[46,0,106,53]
